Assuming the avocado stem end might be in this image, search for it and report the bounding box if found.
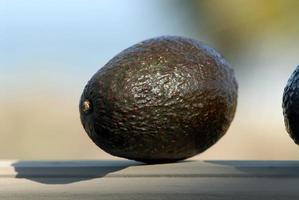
[82,100,92,113]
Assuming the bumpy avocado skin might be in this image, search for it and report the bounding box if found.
[79,36,238,163]
[283,65,299,144]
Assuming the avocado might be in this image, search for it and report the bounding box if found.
[79,36,238,163]
[283,65,299,144]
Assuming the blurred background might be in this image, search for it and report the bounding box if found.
[1,0,299,160]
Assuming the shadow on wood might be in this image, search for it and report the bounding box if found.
[12,160,139,184]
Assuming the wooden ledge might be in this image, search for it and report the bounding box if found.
[1,160,299,199]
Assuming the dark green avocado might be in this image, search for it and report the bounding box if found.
[79,36,238,163]
[283,65,299,144]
